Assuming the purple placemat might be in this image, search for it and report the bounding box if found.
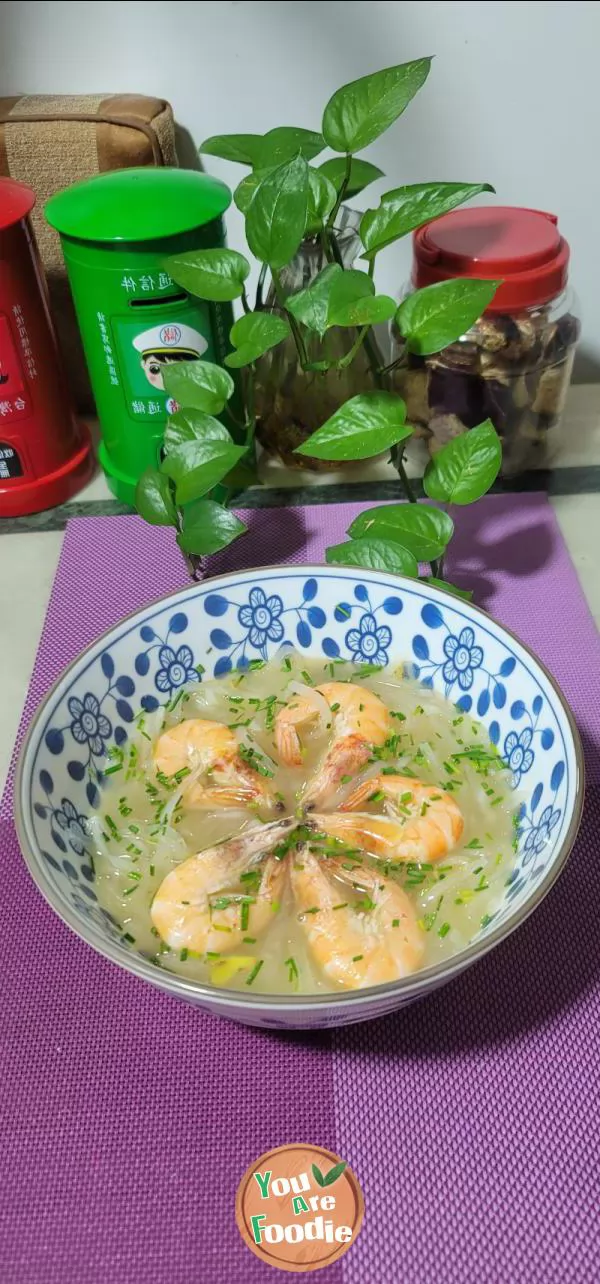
[2,494,599,1284]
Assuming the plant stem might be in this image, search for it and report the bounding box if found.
[255,262,268,310]
[337,325,369,369]
[327,152,352,229]
[223,403,246,433]
[326,231,344,269]
[241,286,251,314]
[245,365,256,448]
[378,354,405,377]
[271,266,309,368]
[325,226,418,508]
[172,490,202,581]
[357,313,418,505]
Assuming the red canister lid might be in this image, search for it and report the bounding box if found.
[412,205,570,311]
[0,176,36,231]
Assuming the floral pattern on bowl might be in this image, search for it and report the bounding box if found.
[15,567,583,1029]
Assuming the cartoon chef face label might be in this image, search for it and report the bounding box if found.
[133,322,209,393]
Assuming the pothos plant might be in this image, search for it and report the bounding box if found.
[135,58,503,595]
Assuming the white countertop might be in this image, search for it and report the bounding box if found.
[1,382,599,793]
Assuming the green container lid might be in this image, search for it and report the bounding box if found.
[45,166,231,244]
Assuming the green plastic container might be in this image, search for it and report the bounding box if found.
[46,168,232,504]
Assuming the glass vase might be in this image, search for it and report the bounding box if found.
[254,210,379,471]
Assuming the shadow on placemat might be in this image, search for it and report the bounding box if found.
[450,509,558,608]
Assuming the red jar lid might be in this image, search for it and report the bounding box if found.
[0,176,36,231]
[412,205,570,311]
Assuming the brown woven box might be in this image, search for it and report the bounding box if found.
[0,93,178,410]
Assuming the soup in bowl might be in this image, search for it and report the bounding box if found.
[15,567,583,1028]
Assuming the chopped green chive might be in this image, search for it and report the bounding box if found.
[245,959,264,986]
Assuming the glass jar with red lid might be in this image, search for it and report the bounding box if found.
[391,206,580,476]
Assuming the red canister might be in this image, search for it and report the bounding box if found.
[0,177,92,515]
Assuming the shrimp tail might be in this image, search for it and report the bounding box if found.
[340,777,385,811]
[186,783,270,810]
[275,721,303,767]
[302,734,371,811]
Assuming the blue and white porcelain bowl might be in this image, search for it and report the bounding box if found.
[15,566,583,1029]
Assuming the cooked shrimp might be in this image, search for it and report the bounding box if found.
[151,816,295,954]
[274,682,392,810]
[154,718,278,811]
[340,772,464,861]
[310,788,462,866]
[290,847,424,989]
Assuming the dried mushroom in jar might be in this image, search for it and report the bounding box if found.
[393,303,579,475]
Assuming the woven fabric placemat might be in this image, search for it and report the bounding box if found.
[2,494,599,1283]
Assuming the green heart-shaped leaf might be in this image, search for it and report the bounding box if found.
[224,312,290,368]
[328,292,397,328]
[326,268,374,321]
[234,169,271,215]
[286,266,394,333]
[254,126,325,169]
[295,391,411,461]
[161,439,245,504]
[162,360,235,415]
[245,153,310,269]
[348,504,454,561]
[326,538,418,576]
[319,157,384,198]
[322,59,432,153]
[395,278,501,355]
[165,248,251,302]
[135,469,178,526]
[163,409,232,453]
[199,133,262,165]
[360,182,494,257]
[305,168,337,235]
[286,264,343,336]
[177,499,247,555]
[423,419,501,505]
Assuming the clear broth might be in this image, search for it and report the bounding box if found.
[92,652,518,995]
